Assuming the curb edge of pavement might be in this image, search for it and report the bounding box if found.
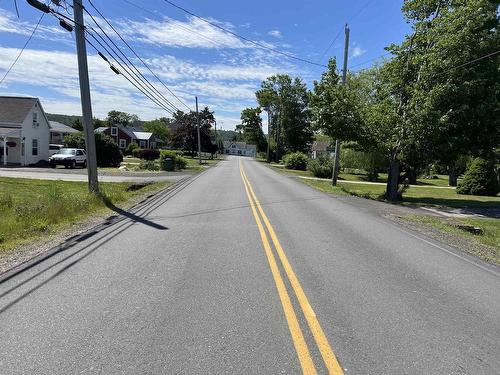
[0,166,211,284]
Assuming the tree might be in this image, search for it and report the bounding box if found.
[64,133,123,167]
[71,118,83,131]
[143,118,171,144]
[106,110,139,127]
[236,107,267,152]
[256,74,313,160]
[170,108,217,157]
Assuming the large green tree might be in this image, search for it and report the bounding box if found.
[171,108,217,156]
[106,110,139,127]
[143,118,171,144]
[236,107,267,152]
[256,74,313,160]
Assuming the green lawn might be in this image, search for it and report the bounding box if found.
[404,215,500,264]
[0,177,170,253]
[184,156,221,172]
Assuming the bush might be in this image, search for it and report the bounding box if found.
[124,142,139,156]
[457,158,500,196]
[159,150,188,171]
[139,160,160,171]
[283,152,309,170]
[308,155,333,178]
[64,133,122,167]
[132,148,160,160]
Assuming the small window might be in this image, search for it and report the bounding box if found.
[140,140,146,148]
[32,139,38,156]
[111,127,118,136]
[119,139,126,148]
[33,112,38,123]
[76,150,83,155]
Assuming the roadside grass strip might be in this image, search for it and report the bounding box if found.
[239,161,344,375]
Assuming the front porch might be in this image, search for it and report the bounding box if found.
[0,128,23,166]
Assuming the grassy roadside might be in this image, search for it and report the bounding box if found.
[100,155,223,173]
[403,215,500,264]
[265,162,500,264]
[0,177,171,254]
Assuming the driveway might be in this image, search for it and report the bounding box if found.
[0,167,193,183]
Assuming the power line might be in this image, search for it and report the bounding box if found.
[317,0,375,64]
[51,10,177,113]
[86,0,193,111]
[82,6,182,113]
[433,49,500,78]
[0,13,44,86]
[160,0,328,68]
[349,52,392,70]
[118,0,223,50]
[84,30,175,114]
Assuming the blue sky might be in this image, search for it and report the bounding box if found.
[0,0,410,130]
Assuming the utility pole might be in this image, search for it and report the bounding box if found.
[266,108,271,163]
[214,120,218,159]
[332,23,350,186]
[74,0,99,192]
[195,96,202,165]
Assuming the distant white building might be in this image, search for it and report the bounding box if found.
[0,96,50,166]
[223,141,256,157]
[49,121,79,144]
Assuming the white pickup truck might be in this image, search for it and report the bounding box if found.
[49,148,87,169]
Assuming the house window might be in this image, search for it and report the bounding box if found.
[119,139,126,148]
[111,127,118,136]
[32,139,38,156]
[33,111,38,123]
[140,140,146,148]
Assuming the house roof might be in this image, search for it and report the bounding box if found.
[95,127,108,133]
[311,141,333,151]
[132,131,153,141]
[223,141,256,150]
[0,96,38,125]
[49,121,79,134]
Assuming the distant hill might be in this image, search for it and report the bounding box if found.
[216,129,242,142]
[46,113,82,126]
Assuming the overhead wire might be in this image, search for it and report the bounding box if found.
[160,0,328,68]
[0,13,44,86]
[86,0,193,111]
[81,7,182,113]
[51,10,177,113]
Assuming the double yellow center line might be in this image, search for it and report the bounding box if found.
[239,161,344,375]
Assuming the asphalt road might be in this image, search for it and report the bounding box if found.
[0,156,499,374]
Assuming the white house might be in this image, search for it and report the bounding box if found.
[49,120,79,144]
[0,96,50,166]
[223,141,257,157]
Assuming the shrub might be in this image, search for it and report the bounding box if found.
[308,155,333,178]
[159,150,188,171]
[132,148,160,160]
[457,158,500,196]
[64,133,123,167]
[139,160,160,171]
[124,142,139,156]
[283,152,309,170]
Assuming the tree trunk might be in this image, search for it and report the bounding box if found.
[448,165,458,187]
[386,157,400,201]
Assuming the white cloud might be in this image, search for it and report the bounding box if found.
[0,11,71,42]
[352,46,367,58]
[268,30,283,39]
[119,16,248,49]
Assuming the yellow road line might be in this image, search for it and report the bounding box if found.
[239,165,318,375]
[241,163,344,375]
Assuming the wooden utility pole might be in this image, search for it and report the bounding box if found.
[266,108,271,163]
[332,24,350,186]
[195,96,202,165]
[74,0,99,192]
[214,120,218,158]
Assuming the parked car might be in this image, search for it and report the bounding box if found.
[49,144,63,156]
[49,148,87,169]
